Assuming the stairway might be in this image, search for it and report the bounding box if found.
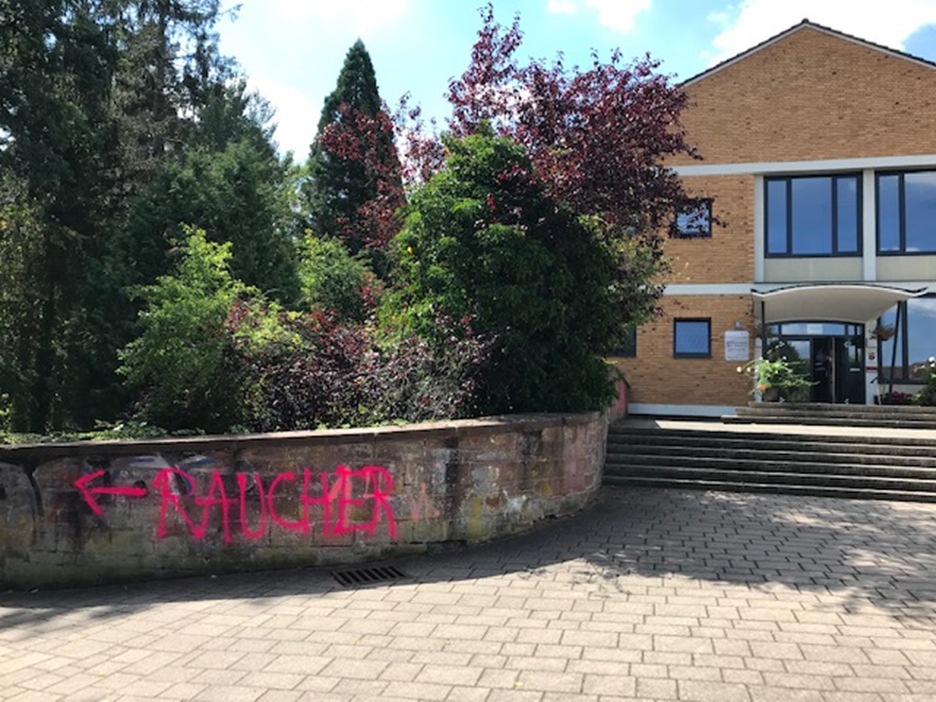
[726,402,936,429]
[604,418,936,502]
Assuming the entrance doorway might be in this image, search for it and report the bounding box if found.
[768,323,865,404]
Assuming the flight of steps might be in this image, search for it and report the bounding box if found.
[604,418,936,502]
[726,402,936,429]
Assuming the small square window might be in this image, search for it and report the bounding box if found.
[674,318,711,358]
[672,199,712,238]
[610,325,636,358]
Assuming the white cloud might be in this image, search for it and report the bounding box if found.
[708,0,936,65]
[586,0,651,32]
[244,75,318,158]
[546,0,651,32]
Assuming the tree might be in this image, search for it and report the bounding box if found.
[0,175,47,431]
[0,0,123,431]
[304,40,404,260]
[385,131,621,414]
[0,0,291,432]
[397,5,696,332]
[125,83,300,302]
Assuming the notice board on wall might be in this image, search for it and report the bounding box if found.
[724,330,750,362]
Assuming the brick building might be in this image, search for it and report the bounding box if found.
[612,20,936,416]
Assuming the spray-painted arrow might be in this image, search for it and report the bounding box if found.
[75,469,148,516]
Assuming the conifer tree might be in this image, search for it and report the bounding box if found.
[304,40,403,257]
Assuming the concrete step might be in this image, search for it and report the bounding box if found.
[740,402,936,415]
[604,453,936,476]
[723,414,936,429]
[603,419,936,503]
[607,428,936,453]
[728,403,936,428]
[603,475,936,503]
[615,464,936,492]
[607,437,936,467]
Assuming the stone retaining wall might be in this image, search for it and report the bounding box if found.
[0,413,607,589]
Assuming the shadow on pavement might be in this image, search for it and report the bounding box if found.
[3,486,935,630]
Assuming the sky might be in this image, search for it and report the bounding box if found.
[217,0,936,158]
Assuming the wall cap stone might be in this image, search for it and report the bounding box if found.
[0,412,602,459]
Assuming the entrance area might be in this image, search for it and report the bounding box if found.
[753,284,927,406]
[768,323,865,404]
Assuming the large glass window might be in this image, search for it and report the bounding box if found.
[877,170,936,253]
[673,319,711,358]
[878,296,936,382]
[765,174,861,256]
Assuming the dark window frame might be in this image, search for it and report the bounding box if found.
[876,170,936,255]
[671,198,713,238]
[764,173,862,258]
[673,318,712,358]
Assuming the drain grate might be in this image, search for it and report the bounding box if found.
[332,565,407,587]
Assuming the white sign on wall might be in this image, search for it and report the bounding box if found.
[724,330,750,362]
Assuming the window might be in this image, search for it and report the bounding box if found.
[611,324,637,358]
[877,170,936,253]
[765,174,860,256]
[878,296,936,383]
[674,318,711,358]
[672,199,712,238]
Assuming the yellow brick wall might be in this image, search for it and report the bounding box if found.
[621,25,936,411]
[670,26,936,166]
[664,175,755,284]
[613,296,756,408]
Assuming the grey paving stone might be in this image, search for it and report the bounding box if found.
[3,488,936,702]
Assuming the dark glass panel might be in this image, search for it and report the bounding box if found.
[877,174,901,252]
[836,176,859,253]
[674,320,710,357]
[766,180,787,255]
[904,171,936,253]
[907,297,936,381]
[878,304,903,382]
[613,325,637,357]
[675,201,711,236]
[791,177,833,255]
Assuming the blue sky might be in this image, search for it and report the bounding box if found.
[218,1,936,157]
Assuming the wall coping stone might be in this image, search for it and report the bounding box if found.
[0,412,603,459]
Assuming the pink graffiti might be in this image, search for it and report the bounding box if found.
[78,465,397,542]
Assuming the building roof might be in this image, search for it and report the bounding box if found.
[682,19,936,87]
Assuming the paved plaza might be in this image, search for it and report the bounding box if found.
[2,486,936,702]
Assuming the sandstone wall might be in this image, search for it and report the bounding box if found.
[0,413,607,589]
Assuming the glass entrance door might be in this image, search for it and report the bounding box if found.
[810,336,864,404]
[768,323,865,404]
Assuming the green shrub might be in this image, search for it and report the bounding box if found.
[230,307,491,432]
[915,359,936,406]
[119,227,248,433]
[297,232,376,322]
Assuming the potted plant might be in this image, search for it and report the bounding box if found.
[738,357,813,402]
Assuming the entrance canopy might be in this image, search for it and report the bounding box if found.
[752,284,927,324]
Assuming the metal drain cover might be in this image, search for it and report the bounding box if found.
[332,565,407,587]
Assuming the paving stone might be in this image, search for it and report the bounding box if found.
[636,677,678,699]
[747,687,823,701]
[677,680,750,702]
[4,488,936,702]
